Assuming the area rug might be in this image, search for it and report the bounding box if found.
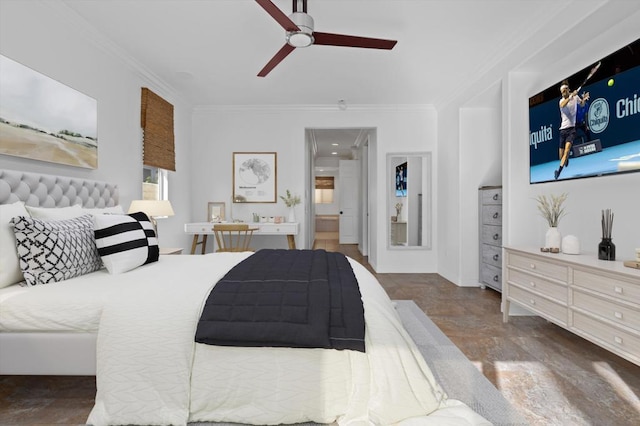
[192,300,527,426]
[393,300,527,426]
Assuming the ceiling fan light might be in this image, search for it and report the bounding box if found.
[287,31,314,47]
[287,12,314,47]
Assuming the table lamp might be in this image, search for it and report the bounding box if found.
[128,200,175,236]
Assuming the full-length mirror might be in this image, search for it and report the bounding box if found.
[387,152,431,249]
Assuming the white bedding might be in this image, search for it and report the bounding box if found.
[0,255,208,332]
[81,252,491,426]
[1,270,111,332]
[1,252,490,425]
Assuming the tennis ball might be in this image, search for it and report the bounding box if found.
[608,78,614,87]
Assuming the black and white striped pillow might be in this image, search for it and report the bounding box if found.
[93,212,159,274]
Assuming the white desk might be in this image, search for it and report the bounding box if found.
[184,222,299,254]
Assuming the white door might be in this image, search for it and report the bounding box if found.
[339,160,359,244]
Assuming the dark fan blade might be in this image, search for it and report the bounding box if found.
[255,0,300,32]
[313,32,397,49]
[258,44,296,77]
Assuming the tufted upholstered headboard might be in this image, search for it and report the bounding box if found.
[0,169,119,208]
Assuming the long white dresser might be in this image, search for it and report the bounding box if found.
[503,246,640,366]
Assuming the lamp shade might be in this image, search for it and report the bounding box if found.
[128,200,175,218]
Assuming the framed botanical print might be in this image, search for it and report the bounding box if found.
[232,152,277,203]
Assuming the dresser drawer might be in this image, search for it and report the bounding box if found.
[481,188,502,205]
[481,263,502,290]
[481,224,502,246]
[507,268,568,303]
[573,268,640,306]
[481,205,502,226]
[573,290,640,332]
[507,253,568,283]
[481,244,501,268]
[508,285,567,325]
[573,311,640,359]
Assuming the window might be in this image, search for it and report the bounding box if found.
[142,166,168,201]
[315,176,334,204]
[140,88,174,202]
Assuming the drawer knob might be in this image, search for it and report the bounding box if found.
[530,299,536,305]
[530,282,536,287]
[614,286,623,294]
[614,311,623,319]
[493,275,499,282]
[614,336,623,345]
[493,234,500,240]
[493,194,499,201]
[493,254,499,261]
[493,212,499,219]
[530,263,536,269]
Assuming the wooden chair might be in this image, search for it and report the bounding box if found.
[213,224,258,252]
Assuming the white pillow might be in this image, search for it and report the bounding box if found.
[93,212,159,274]
[11,214,103,286]
[0,201,29,288]
[82,205,125,215]
[26,204,84,220]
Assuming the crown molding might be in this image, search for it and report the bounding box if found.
[42,0,188,108]
[193,104,436,114]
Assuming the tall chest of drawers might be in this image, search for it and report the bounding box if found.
[478,186,503,292]
[503,247,640,366]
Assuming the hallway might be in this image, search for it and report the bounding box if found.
[312,231,339,250]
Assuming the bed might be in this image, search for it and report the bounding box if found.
[0,169,492,425]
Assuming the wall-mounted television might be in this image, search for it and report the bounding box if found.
[529,38,640,184]
[395,162,407,197]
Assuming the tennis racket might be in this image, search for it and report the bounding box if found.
[575,61,601,93]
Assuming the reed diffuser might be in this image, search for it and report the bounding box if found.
[598,209,615,261]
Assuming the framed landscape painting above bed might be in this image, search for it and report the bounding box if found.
[0,54,98,169]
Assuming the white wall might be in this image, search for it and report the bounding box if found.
[191,105,438,272]
[439,1,640,286]
[459,104,502,286]
[0,0,194,250]
[3,0,637,282]
[504,13,640,258]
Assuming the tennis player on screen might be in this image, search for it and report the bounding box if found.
[555,82,590,180]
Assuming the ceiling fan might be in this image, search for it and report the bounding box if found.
[255,0,398,77]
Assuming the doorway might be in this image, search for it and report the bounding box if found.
[305,128,373,255]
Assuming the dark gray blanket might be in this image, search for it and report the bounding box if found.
[195,249,365,352]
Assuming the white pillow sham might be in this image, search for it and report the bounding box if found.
[25,204,84,220]
[82,205,125,215]
[0,201,29,288]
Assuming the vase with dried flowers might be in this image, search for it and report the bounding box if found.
[536,193,568,251]
[395,202,403,221]
[598,209,615,260]
[280,190,301,222]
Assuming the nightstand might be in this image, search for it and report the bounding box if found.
[160,247,183,255]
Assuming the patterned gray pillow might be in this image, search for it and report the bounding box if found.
[10,214,103,286]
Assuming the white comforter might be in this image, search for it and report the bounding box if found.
[86,253,490,426]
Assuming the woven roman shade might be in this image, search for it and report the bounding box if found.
[315,176,334,189]
[141,88,175,171]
